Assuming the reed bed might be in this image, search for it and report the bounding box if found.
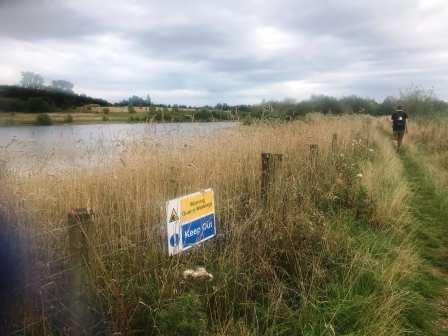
[1,115,423,335]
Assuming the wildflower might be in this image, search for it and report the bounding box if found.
[356,173,363,178]
[368,148,374,152]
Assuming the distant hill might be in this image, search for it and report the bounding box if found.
[0,85,110,113]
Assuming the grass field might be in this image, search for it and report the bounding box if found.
[0,106,230,126]
[1,114,448,335]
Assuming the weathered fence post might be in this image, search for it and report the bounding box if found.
[309,144,319,161]
[331,133,338,153]
[68,208,94,335]
[261,153,283,206]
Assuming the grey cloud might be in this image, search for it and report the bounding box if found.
[0,0,447,104]
[0,0,105,40]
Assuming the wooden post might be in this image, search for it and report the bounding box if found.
[261,153,283,206]
[309,144,319,158]
[68,208,93,335]
[309,144,319,171]
[331,134,338,153]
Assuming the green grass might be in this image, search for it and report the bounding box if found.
[400,149,448,335]
[401,150,448,268]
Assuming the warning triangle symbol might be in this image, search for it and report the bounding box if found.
[169,208,179,222]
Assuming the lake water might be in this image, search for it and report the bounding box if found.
[0,122,235,172]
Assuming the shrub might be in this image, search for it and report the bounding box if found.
[27,97,52,113]
[63,114,73,123]
[35,113,53,125]
[128,105,136,113]
[197,108,212,121]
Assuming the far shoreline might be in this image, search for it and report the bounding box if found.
[0,111,237,127]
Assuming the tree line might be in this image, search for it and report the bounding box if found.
[0,72,108,113]
[1,72,446,120]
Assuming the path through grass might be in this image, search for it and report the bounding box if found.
[401,148,448,335]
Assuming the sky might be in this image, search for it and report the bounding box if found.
[0,0,447,105]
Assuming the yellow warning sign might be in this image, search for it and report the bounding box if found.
[180,189,214,222]
[169,208,179,222]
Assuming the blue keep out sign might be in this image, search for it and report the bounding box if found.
[181,213,215,248]
[166,189,216,256]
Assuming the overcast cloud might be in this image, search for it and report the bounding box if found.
[0,0,447,105]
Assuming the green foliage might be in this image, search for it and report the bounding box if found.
[63,114,73,123]
[156,292,207,336]
[35,113,53,125]
[119,95,148,107]
[399,85,448,117]
[242,89,448,120]
[399,150,448,334]
[27,97,52,113]
[0,85,109,111]
[196,108,212,121]
[0,97,27,112]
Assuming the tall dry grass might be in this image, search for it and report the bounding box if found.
[406,118,448,186]
[0,115,423,335]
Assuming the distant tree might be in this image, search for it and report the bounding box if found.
[378,96,398,116]
[50,80,74,93]
[27,97,52,113]
[309,95,343,114]
[283,98,297,104]
[20,71,44,89]
[399,85,447,116]
[146,94,152,107]
[117,95,148,107]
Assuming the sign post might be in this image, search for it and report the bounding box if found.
[166,189,216,256]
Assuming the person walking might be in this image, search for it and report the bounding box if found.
[391,105,408,151]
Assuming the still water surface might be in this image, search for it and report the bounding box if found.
[0,122,235,171]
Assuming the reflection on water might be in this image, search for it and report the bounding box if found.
[0,122,235,172]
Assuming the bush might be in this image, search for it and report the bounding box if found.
[128,105,136,113]
[35,113,53,125]
[63,114,73,123]
[27,97,52,113]
[197,108,212,121]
